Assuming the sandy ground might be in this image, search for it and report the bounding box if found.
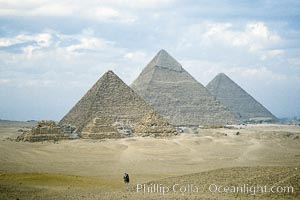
[0,121,299,199]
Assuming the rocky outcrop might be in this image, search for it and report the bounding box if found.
[206,73,276,122]
[131,49,237,126]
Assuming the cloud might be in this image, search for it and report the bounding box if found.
[0,28,149,89]
[0,0,138,24]
[228,67,288,81]
[0,33,52,58]
[65,37,108,53]
[0,33,52,47]
[0,30,120,59]
[180,21,282,55]
[30,2,76,17]
[174,20,293,88]
[86,6,137,23]
[0,78,11,85]
[0,0,176,24]
[124,51,147,62]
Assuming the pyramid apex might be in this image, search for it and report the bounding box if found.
[105,70,115,75]
[156,49,171,58]
[208,73,234,88]
[103,70,119,78]
[157,49,168,54]
[217,72,227,77]
[214,73,231,81]
[150,49,182,71]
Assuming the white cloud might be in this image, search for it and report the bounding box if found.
[0,28,144,88]
[0,0,152,24]
[124,51,147,62]
[30,2,76,17]
[93,6,120,19]
[0,33,52,59]
[174,20,288,91]
[287,58,300,68]
[200,22,281,52]
[0,33,52,47]
[0,30,120,59]
[0,79,11,85]
[228,67,287,81]
[0,0,178,25]
[85,6,137,23]
[261,49,284,60]
[111,0,174,9]
[66,37,108,53]
[23,45,35,59]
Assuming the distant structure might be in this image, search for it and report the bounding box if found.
[59,70,177,138]
[206,73,277,122]
[16,120,68,142]
[131,49,237,126]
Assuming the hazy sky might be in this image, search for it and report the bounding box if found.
[0,0,300,121]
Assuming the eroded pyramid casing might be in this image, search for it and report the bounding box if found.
[206,73,276,121]
[131,50,237,126]
[59,70,177,138]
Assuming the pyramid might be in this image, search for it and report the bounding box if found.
[16,120,69,142]
[131,50,237,126]
[135,111,177,137]
[59,70,177,138]
[206,73,276,121]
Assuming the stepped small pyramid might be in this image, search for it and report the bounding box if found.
[131,50,237,126]
[206,73,276,121]
[59,70,176,138]
[16,120,69,142]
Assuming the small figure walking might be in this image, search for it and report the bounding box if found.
[123,172,130,184]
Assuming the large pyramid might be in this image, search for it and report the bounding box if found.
[131,50,237,126]
[206,73,276,121]
[59,70,177,138]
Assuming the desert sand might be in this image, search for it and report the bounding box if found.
[0,121,299,199]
